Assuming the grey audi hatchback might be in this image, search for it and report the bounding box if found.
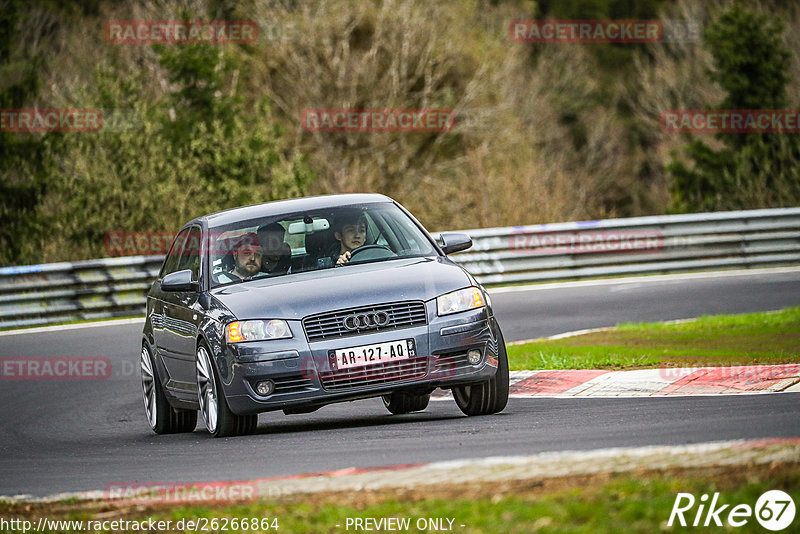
[141,194,509,437]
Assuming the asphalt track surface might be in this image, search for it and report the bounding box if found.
[1,269,799,497]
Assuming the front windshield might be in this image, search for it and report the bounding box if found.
[208,203,437,288]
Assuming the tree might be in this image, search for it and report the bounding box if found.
[0,0,49,265]
[667,4,800,212]
[41,38,315,261]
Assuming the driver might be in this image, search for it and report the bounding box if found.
[217,232,262,283]
[330,211,367,265]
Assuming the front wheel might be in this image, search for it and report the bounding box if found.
[452,329,509,416]
[382,391,430,414]
[196,343,257,437]
[140,344,197,434]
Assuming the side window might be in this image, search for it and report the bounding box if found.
[160,227,192,278]
[176,227,202,280]
[158,226,200,278]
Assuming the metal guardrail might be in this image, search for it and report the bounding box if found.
[455,207,800,285]
[1,208,798,329]
[0,256,164,329]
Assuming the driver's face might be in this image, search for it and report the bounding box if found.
[234,245,262,276]
[337,223,366,252]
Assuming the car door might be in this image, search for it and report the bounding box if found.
[155,226,204,390]
[151,227,191,359]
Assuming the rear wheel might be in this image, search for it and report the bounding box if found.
[196,343,257,437]
[140,344,197,434]
[453,329,509,416]
[382,391,430,414]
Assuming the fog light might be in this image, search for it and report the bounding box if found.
[467,349,482,365]
[255,380,274,396]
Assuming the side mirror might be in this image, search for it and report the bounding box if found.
[439,232,472,255]
[161,269,199,292]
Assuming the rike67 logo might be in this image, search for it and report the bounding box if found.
[668,490,796,531]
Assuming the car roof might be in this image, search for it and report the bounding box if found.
[192,193,395,229]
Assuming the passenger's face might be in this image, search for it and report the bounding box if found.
[234,244,261,276]
[259,231,284,266]
[336,222,366,251]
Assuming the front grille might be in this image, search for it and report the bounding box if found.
[318,357,428,391]
[303,301,427,342]
[434,351,473,373]
[270,374,315,394]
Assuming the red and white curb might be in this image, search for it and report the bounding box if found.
[192,438,800,498]
[433,364,800,399]
[11,438,799,503]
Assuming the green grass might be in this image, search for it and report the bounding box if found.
[507,307,800,371]
[4,464,797,533]
[186,473,794,533]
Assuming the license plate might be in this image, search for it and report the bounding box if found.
[330,339,416,370]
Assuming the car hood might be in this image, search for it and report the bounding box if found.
[210,257,473,320]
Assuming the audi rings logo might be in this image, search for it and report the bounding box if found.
[343,312,390,331]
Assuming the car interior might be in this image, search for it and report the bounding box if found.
[208,206,433,287]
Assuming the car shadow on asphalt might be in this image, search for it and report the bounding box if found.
[250,411,467,436]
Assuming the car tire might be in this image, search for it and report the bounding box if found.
[452,327,509,416]
[382,391,430,414]
[140,344,198,434]
[196,342,257,437]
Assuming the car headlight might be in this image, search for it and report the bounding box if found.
[226,320,292,343]
[436,287,485,316]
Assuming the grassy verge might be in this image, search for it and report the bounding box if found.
[507,307,800,371]
[2,462,797,533]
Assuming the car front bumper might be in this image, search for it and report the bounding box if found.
[220,305,501,415]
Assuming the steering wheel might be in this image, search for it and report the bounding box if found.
[346,244,397,263]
